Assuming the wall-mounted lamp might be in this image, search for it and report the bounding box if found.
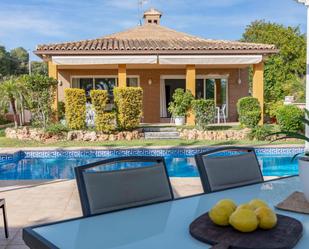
[238,69,242,85]
[148,78,152,85]
[59,81,63,86]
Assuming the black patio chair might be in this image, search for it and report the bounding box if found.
[75,156,174,217]
[195,147,264,193]
[0,199,8,238]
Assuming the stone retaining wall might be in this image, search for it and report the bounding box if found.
[5,127,144,142]
[179,128,251,140]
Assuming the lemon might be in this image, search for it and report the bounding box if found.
[216,199,237,211]
[249,199,269,210]
[237,203,255,211]
[229,209,259,232]
[209,204,234,226]
[255,207,277,230]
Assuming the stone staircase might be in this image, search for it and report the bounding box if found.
[143,127,180,139]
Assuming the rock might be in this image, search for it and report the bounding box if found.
[83,131,97,141]
[117,132,125,140]
[109,134,116,141]
[5,128,17,139]
[75,131,84,141]
[97,134,109,141]
[179,128,252,141]
[125,132,133,141]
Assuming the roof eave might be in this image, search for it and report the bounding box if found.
[34,49,279,58]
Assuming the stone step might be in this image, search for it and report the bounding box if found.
[142,127,177,132]
[144,131,180,139]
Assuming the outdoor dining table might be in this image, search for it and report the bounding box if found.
[23,176,309,249]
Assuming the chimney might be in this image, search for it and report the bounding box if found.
[143,8,162,25]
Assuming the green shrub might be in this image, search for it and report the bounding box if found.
[237,97,261,128]
[65,88,86,130]
[248,125,272,141]
[192,99,215,130]
[266,101,283,120]
[114,87,143,130]
[45,123,69,135]
[0,115,9,125]
[90,90,115,132]
[19,74,58,128]
[168,88,194,117]
[276,105,304,132]
[95,112,116,132]
[58,101,65,120]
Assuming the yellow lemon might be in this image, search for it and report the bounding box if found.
[229,209,259,233]
[209,204,234,226]
[216,199,237,211]
[249,199,269,210]
[255,207,277,230]
[237,203,255,211]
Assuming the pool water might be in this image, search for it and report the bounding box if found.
[0,153,299,180]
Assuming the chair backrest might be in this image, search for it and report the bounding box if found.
[75,156,174,216]
[195,147,263,193]
[221,104,226,113]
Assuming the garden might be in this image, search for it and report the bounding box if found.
[0,73,305,148]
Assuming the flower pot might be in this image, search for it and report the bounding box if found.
[174,117,185,126]
[298,157,309,201]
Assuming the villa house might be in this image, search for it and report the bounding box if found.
[35,9,278,124]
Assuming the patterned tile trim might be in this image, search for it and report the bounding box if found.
[0,151,25,164]
[12,147,305,159]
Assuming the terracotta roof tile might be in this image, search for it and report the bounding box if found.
[35,24,278,56]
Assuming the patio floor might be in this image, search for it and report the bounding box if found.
[0,178,204,249]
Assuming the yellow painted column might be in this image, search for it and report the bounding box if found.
[252,62,264,124]
[186,65,196,125]
[48,61,59,121]
[118,64,127,87]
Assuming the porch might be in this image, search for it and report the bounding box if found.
[49,60,265,125]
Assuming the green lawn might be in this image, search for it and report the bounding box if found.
[0,137,304,148]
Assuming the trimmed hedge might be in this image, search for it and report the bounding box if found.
[237,97,261,128]
[90,90,115,132]
[65,88,86,129]
[192,99,215,130]
[276,105,304,132]
[114,87,143,130]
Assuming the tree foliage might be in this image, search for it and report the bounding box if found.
[31,61,48,76]
[168,88,194,117]
[242,20,306,104]
[20,74,58,128]
[10,47,29,75]
[0,76,26,127]
[0,45,47,78]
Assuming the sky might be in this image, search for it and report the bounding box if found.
[0,0,307,61]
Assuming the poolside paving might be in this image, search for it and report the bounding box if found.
[0,178,204,249]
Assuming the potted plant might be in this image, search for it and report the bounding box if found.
[270,108,309,200]
[168,89,193,126]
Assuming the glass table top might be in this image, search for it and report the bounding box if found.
[29,177,308,249]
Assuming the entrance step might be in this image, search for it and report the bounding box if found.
[142,127,177,132]
[144,131,180,139]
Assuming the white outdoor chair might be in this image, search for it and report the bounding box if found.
[215,104,226,124]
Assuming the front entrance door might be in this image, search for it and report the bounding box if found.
[162,79,185,118]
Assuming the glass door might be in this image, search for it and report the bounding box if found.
[195,77,228,115]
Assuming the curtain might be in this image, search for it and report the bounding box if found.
[160,80,167,117]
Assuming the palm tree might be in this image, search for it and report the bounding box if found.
[0,77,25,128]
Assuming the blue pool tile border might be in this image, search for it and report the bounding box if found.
[0,147,305,162]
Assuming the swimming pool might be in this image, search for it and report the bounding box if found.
[0,147,303,180]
